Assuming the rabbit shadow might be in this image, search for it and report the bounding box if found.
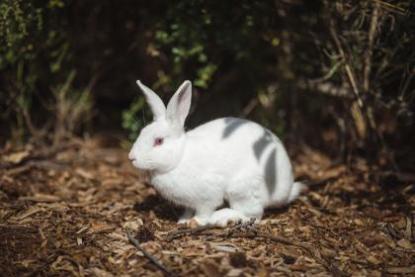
[134,194,183,222]
[263,206,290,219]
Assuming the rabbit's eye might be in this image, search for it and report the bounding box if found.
[153,137,164,146]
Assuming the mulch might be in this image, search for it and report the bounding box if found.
[0,138,414,276]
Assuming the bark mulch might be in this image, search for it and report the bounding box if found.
[0,138,414,276]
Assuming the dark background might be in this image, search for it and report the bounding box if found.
[1,0,414,171]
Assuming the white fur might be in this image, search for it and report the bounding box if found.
[129,80,304,227]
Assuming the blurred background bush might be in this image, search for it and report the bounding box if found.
[0,0,414,170]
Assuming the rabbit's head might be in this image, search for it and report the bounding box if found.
[129,80,192,173]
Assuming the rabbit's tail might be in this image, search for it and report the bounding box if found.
[287,181,307,203]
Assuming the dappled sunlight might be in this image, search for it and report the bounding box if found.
[1,0,414,275]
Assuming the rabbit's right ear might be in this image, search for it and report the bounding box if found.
[166,80,192,130]
[136,80,166,121]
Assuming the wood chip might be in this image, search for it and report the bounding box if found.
[1,139,414,276]
[397,238,413,249]
[19,193,61,203]
[385,266,415,274]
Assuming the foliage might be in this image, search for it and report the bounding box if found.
[0,0,83,142]
[0,0,414,168]
[52,70,93,144]
[122,97,147,141]
[123,0,283,136]
[316,0,415,162]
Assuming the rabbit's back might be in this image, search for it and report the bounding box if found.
[186,117,287,171]
[184,117,294,206]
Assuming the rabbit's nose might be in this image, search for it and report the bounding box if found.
[128,151,135,161]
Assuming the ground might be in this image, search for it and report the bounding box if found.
[0,138,414,276]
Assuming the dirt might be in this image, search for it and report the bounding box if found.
[0,138,414,276]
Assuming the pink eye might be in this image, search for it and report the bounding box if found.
[153,137,164,146]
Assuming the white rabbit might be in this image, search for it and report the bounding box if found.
[129,80,305,227]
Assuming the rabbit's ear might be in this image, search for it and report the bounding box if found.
[136,80,166,121]
[166,80,192,129]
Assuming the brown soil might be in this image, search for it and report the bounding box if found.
[0,138,414,276]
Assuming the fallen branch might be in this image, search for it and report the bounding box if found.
[126,231,176,276]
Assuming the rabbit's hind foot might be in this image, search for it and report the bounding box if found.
[207,208,253,227]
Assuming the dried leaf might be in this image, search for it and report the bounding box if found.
[397,238,413,249]
[89,221,115,234]
[13,206,45,221]
[366,255,381,265]
[76,168,95,179]
[3,150,30,164]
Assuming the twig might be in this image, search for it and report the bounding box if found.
[329,21,361,106]
[308,60,344,84]
[363,2,380,92]
[371,0,406,14]
[165,224,217,242]
[20,105,45,139]
[241,98,259,117]
[329,17,380,143]
[126,231,176,276]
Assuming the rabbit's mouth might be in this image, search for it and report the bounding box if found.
[128,154,137,163]
[129,158,139,168]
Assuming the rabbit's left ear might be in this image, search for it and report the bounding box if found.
[166,80,192,130]
[136,80,166,121]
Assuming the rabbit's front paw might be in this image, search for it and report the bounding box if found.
[193,216,209,226]
[208,208,249,227]
[178,218,191,225]
[178,216,209,227]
